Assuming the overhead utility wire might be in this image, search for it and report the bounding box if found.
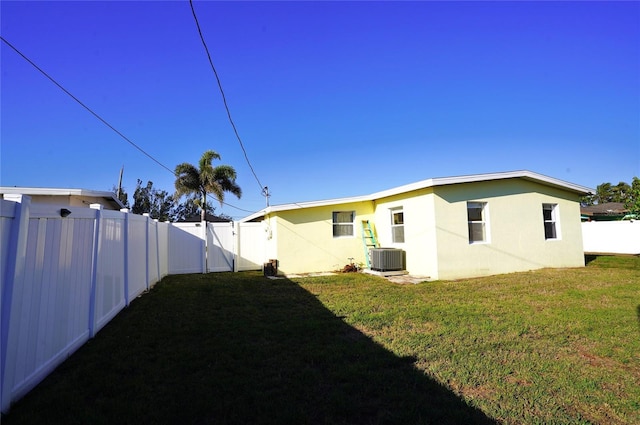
[189,0,267,197]
[0,36,256,214]
[1,36,174,176]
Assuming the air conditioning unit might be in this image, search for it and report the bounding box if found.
[370,248,404,271]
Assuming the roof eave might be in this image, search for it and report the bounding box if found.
[238,170,594,220]
[239,194,373,222]
[0,187,125,209]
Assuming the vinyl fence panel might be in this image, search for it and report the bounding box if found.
[157,222,169,279]
[148,220,160,287]
[582,220,640,255]
[1,196,28,413]
[237,222,266,271]
[1,196,267,413]
[3,203,95,410]
[207,222,234,272]
[127,213,149,301]
[91,207,126,335]
[168,224,205,274]
[0,200,16,293]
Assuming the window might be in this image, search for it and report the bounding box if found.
[542,204,559,240]
[391,208,404,243]
[467,202,488,243]
[332,211,354,237]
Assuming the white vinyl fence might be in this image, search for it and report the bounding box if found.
[582,220,640,255]
[236,222,268,271]
[206,222,235,272]
[0,195,266,413]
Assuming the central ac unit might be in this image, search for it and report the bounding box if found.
[370,248,404,271]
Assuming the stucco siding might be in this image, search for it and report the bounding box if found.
[254,173,588,279]
[263,215,279,263]
[11,195,122,210]
[432,179,585,280]
[274,202,374,274]
[373,188,438,278]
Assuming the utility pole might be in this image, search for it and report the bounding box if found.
[116,166,124,199]
[262,186,270,208]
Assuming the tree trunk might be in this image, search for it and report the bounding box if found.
[201,191,207,223]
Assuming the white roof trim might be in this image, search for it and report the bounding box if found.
[370,170,594,199]
[240,170,594,222]
[0,187,125,208]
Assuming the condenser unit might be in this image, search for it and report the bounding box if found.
[370,248,404,271]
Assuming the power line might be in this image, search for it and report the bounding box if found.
[1,36,176,176]
[1,36,258,215]
[189,0,266,196]
[205,195,255,213]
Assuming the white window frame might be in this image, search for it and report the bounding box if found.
[332,211,355,238]
[542,203,560,240]
[390,207,405,244]
[467,202,490,244]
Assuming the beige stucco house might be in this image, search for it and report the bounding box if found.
[241,171,594,280]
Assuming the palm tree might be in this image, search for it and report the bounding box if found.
[174,150,242,222]
[594,182,613,204]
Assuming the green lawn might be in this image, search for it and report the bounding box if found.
[3,256,639,424]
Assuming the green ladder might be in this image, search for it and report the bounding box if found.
[361,220,379,269]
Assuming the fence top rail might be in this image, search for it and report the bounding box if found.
[172,222,206,228]
[27,203,98,220]
[2,199,171,222]
[0,199,17,218]
[583,220,637,225]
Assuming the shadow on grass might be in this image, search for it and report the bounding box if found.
[4,272,496,425]
[585,254,640,269]
[584,254,598,265]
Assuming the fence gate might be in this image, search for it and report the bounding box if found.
[207,222,235,272]
[236,222,266,271]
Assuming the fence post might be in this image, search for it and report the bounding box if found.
[154,219,160,285]
[203,221,208,273]
[143,214,151,289]
[160,221,169,278]
[120,209,130,306]
[233,221,239,272]
[88,204,103,338]
[1,195,31,413]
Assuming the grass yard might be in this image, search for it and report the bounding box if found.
[3,256,639,424]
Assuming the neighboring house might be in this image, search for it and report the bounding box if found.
[580,202,629,221]
[0,187,125,211]
[241,170,594,280]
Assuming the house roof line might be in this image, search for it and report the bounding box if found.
[240,170,594,222]
[0,187,126,209]
[370,170,594,199]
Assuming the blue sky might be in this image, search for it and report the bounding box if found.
[2,1,639,219]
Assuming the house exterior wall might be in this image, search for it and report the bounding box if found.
[431,179,585,280]
[271,201,374,274]
[373,188,439,279]
[264,215,279,263]
[257,176,587,279]
[15,195,121,210]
